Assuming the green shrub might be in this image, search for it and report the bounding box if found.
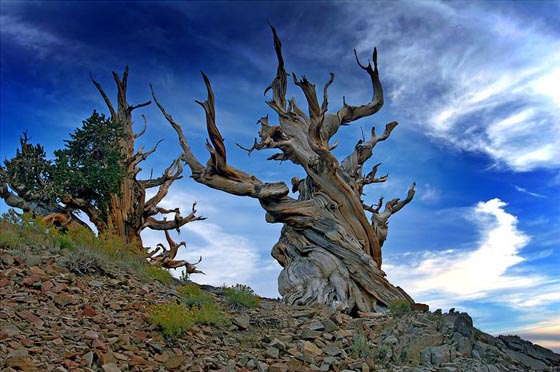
[144,265,173,285]
[177,283,214,308]
[190,303,230,327]
[147,302,193,338]
[147,301,229,339]
[178,269,190,284]
[376,343,391,362]
[53,235,75,251]
[389,299,412,316]
[223,284,259,308]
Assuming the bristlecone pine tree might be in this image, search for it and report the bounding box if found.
[152,26,416,313]
[0,69,205,271]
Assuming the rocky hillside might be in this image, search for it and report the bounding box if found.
[1,241,559,372]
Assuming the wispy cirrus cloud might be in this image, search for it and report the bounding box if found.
[340,1,560,172]
[513,185,548,199]
[0,14,72,59]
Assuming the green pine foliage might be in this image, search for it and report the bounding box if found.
[1,110,126,221]
[53,111,126,216]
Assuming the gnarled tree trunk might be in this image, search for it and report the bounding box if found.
[153,26,415,313]
[89,68,205,252]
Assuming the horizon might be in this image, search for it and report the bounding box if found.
[1,1,559,352]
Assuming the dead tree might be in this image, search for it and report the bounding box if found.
[153,27,415,312]
[88,68,207,267]
[1,68,205,272]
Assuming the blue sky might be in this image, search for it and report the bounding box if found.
[1,1,559,351]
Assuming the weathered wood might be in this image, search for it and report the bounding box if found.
[155,26,416,313]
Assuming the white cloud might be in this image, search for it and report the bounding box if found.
[513,185,547,199]
[419,184,440,203]
[0,14,68,59]
[385,198,539,302]
[142,186,282,297]
[142,221,281,297]
[339,2,560,172]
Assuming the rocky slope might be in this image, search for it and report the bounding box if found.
[1,244,559,372]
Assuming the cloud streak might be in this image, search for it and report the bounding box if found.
[340,1,560,172]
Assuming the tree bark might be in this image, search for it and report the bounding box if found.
[153,26,416,313]
[91,68,203,251]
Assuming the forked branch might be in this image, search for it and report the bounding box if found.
[152,78,291,200]
[337,48,384,125]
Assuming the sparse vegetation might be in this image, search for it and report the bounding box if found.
[389,299,412,317]
[147,300,229,339]
[144,265,173,285]
[351,331,374,358]
[147,302,194,338]
[0,211,166,281]
[178,283,215,308]
[223,283,259,309]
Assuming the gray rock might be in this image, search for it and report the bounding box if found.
[233,314,250,330]
[265,347,280,358]
[421,345,450,366]
[504,349,548,370]
[321,318,338,333]
[25,255,42,266]
[383,335,398,345]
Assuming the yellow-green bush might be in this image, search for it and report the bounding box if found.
[178,283,214,307]
[147,302,193,338]
[224,284,259,308]
[144,265,173,285]
[147,301,229,338]
[0,210,153,279]
[191,303,230,327]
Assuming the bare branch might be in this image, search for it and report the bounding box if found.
[195,71,233,177]
[388,182,416,214]
[292,74,321,124]
[151,84,205,175]
[134,114,148,139]
[112,67,128,112]
[139,156,183,189]
[60,195,106,233]
[321,73,335,115]
[264,23,288,114]
[341,121,399,189]
[337,48,384,125]
[371,183,415,248]
[143,158,183,212]
[90,73,117,120]
[362,163,388,186]
[129,139,164,169]
[142,204,206,231]
[128,100,151,113]
[154,77,291,200]
[146,231,204,273]
[164,229,185,260]
[236,138,260,155]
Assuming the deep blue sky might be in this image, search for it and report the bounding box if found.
[1,1,559,351]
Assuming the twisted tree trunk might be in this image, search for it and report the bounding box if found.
[90,68,204,250]
[153,26,415,313]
